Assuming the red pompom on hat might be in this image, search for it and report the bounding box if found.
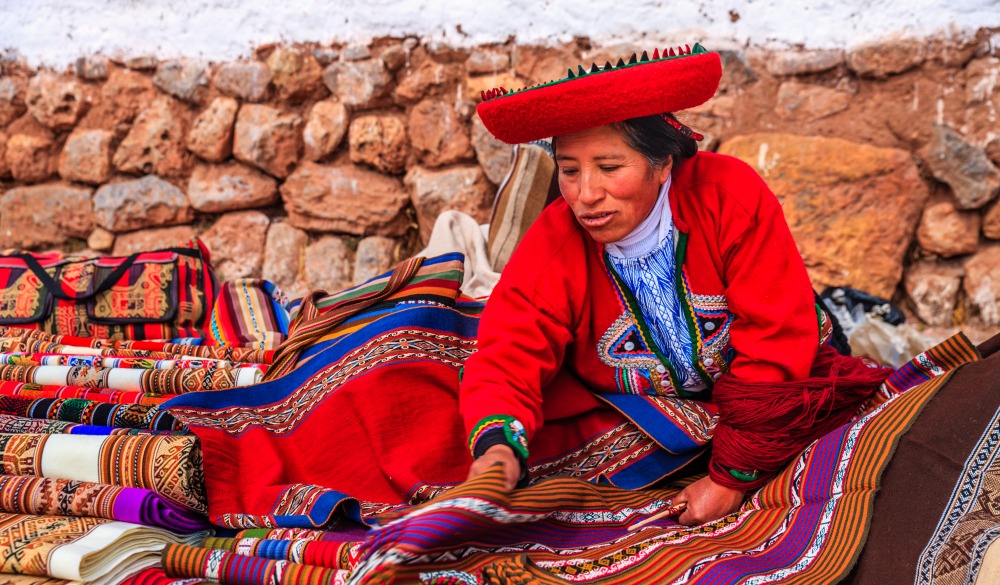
[477,44,722,145]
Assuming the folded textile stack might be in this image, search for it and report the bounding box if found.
[0,324,280,584]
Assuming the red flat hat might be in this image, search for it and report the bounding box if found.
[477,44,722,144]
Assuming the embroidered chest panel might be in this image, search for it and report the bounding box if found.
[597,281,734,397]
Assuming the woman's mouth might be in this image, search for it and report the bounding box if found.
[578,211,615,228]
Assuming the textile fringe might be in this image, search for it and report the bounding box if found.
[264,257,425,381]
[710,345,893,490]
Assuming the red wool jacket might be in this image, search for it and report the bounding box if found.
[460,151,821,484]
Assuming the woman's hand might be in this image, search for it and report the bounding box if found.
[673,476,745,526]
[467,444,520,490]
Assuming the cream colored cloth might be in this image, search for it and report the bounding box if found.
[416,210,500,299]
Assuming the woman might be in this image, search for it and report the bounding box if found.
[464,45,884,525]
[166,45,887,530]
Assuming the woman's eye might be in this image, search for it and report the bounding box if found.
[559,168,578,176]
[599,165,621,172]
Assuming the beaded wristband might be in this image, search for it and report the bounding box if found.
[468,415,529,460]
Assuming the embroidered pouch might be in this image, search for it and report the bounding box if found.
[0,253,63,325]
[0,240,218,340]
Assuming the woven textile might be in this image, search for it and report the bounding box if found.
[0,413,184,435]
[0,352,249,370]
[0,476,207,531]
[210,279,290,350]
[0,380,171,405]
[123,567,211,585]
[0,513,208,585]
[0,326,274,365]
[162,542,347,585]
[840,333,1000,585]
[0,363,262,393]
[204,536,359,569]
[0,433,206,512]
[0,397,181,430]
[346,337,973,584]
[167,255,696,529]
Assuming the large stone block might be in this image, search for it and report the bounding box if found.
[75,55,109,80]
[187,96,238,162]
[916,200,981,257]
[405,165,492,244]
[847,37,926,78]
[111,225,197,255]
[765,49,844,76]
[214,61,272,102]
[5,133,56,183]
[394,60,450,103]
[471,115,512,185]
[303,235,354,294]
[408,99,474,168]
[348,114,409,174]
[0,76,27,127]
[59,129,114,184]
[93,175,194,232]
[0,132,9,178]
[322,60,392,109]
[280,161,409,235]
[0,183,94,249]
[233,104,303,179]
[467,47,510,74]
[200,211,271,282]
[353,236,397,285]
[985,201,1000,240]
[303,100,349,161]
[266,46,324,101]
[187,162,278,213]
[774,82,850,122]
[25,72,87,131]
[76,69,157,135]
[112,95,192,177]
[718,133,929,298]
[153,59,210,102]
[262,221,308,296]
[924,124,1000,210]
[904,260,964,326]
[963,244,1000,326]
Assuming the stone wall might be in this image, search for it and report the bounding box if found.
[1,31,999,327]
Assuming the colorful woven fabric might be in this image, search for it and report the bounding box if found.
[0,413,185,435]
[0,363,262,393]
[0,397,182,430]
[236,527,364,543]
[0,476,207,531]
[0,326,274,364]
[162,542,346,585]
[0,352,250,370]
[167,255,683,529]
[0,513,208,584]
[267,257,427,381]
[210,279,290,351]
[122,567,211,585]
[0,433,206,512]
[0,380,171,405]
[347,337,974,584]
[203,536,359,569]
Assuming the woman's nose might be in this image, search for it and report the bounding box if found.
[578,172,604,205]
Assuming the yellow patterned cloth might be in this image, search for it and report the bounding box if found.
[0,433,206,512]
[0,513,209,585]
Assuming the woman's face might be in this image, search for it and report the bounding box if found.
[555,125,673,244]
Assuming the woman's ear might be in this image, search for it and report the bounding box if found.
[658,156,674,184]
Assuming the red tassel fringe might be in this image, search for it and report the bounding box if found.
[710,345,893,490]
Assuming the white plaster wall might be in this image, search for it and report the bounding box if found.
[3,0,1000,67]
